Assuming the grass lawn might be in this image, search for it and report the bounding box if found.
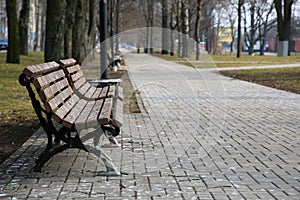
[0,51,44,163]
[153,53,300,68]
[0,52,44,125]
[219,67,300,94]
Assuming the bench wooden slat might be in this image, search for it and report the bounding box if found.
[95,86,109,99]
[60,58,77,67]
[71,70,84,82]
[40,79,69,101]
[116,86,123,100]
[33,69,65,89]
[66,64,81,74]
[62,99,87,128]
[91,87,103,99]
[85,99,104,127]
[23,61,60,77]
[78,82,91,96]
[98,97,113,125]
[112,98,123,128]
[75,101,97,129]
[45,87,73,112]
[107,85,115,98]
[53,95,80,123]
[73,77,86,90]
[85,86,97,98]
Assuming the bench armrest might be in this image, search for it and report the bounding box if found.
[86,78,122,86]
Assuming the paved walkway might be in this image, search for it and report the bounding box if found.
[0,53,299,199]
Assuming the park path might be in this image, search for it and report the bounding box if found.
[0,53,299,199]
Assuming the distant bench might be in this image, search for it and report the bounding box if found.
[19,58,123,176]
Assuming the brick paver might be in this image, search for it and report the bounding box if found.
[0,53,299,199]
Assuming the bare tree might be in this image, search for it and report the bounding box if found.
[243,1,260,55]
[257,1,275,55]
[6,0,20,63]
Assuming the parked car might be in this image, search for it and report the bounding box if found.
[0,38,8,50]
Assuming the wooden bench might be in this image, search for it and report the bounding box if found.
[107,51,122,70]
[19,60,123,176]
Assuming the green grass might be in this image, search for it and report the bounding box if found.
[0,52,44,125]
[153,53,300,68]
[220,67,300,94]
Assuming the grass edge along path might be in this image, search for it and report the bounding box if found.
[219,67,300,95]
[153,53,300,94]
[153,53,300,68]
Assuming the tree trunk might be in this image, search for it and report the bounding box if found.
[177,0,182,56]
[40,0,46,51]
[195,0,202,60]
[19,0,30,55]
[34,0,40,51]
[181,0,189,57]
[149,0,154,53]
[45,0,66,62]
[72,0,87,64]
[237,0,243,58]
[248,3,255,55]
[274,0,294,57]
[64,0,77,58]
[161,0,169,54]
[6,0,20,63]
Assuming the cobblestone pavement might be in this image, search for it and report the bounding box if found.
[0,53,299,199]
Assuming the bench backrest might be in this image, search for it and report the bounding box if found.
[22,62,76,125]
[59,58,116,99]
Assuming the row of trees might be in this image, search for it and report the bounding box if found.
[6,0,97,64]
[5,0,297,64]
[110,0,295,58]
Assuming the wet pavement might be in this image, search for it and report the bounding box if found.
[0,53,299,199]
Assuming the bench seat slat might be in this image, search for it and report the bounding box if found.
[62,99,87,128]
[86,99,104,127]
[116,86,123,100]
[85,87,97,99]
[95,86,109,99]
[107,85,115,98]
[112,98,123,128]
[53,95,80,123]
[98,97,113,125]
[74,101,97,129]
